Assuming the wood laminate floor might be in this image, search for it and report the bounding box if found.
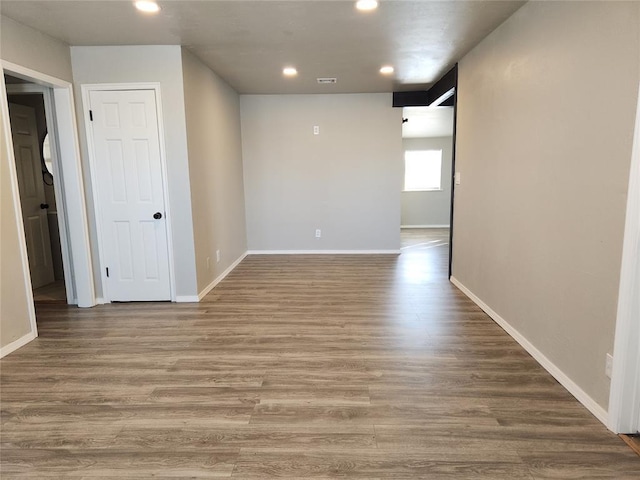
[1,229,638,478]
[32,279,67,304]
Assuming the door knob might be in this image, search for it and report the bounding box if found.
[40,203,49,209]
[153,212,163,219]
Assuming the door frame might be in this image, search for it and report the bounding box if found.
[1,60,95,311]
[608,83,640,434]
[6,83,75,304]
[0,73,38,353]
[81,83,176,303]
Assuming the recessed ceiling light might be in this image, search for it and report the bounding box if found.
[356,0,378,12]
[283,67,298,77]
[379,65,394,75]
[135,1,160,13]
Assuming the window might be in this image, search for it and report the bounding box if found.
[403,149,442,191]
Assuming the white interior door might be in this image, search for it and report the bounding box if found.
[89,89,171,301]
[9,103,55,289]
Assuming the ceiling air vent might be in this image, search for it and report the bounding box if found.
[317,77,337,84]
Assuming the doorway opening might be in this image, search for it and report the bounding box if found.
[399,105,455,277]
[1,60,96,308]
[5,74,70,304]
[1,61,94,357]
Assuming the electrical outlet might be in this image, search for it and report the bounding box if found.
[315,229,321,238]
[313,126,320,135]
[206,257,211,270]
[605,353,613,378]
[216,250,221,263]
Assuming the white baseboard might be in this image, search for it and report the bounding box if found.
[247,250,401,255]
[175,295,199,303]
[450,276,609,427]
[0,331,37,358]
[95,297,108,305]
[401,225,450,229]
[198,251,248,301]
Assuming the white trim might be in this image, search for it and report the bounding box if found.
[0,331,37,359]
[401,225,450,229]
[247,250,401,255]
[608,83,640,434]
[0,74,38,344]
[450,276,609,427]
[176,295,199,303]
[95,297,108,305]
[51,87,95,307]
[1,60,71,88]
[148,87,176,302]
[81,83,176,302]
[198,251,248,301]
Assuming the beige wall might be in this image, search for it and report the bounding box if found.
[1,15,73,351]
[0,16,73,83]
[402,136,452,227]
[181,49,247,293]
[1,89,34,349]
[70,46,198,298]
[241,93,402,251]
[453,0,640,409]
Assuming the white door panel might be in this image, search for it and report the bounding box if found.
[89,90,170,301]
[9,103,55,289]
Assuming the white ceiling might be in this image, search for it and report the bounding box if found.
[402,106,453,138]
[0,0,525,94]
